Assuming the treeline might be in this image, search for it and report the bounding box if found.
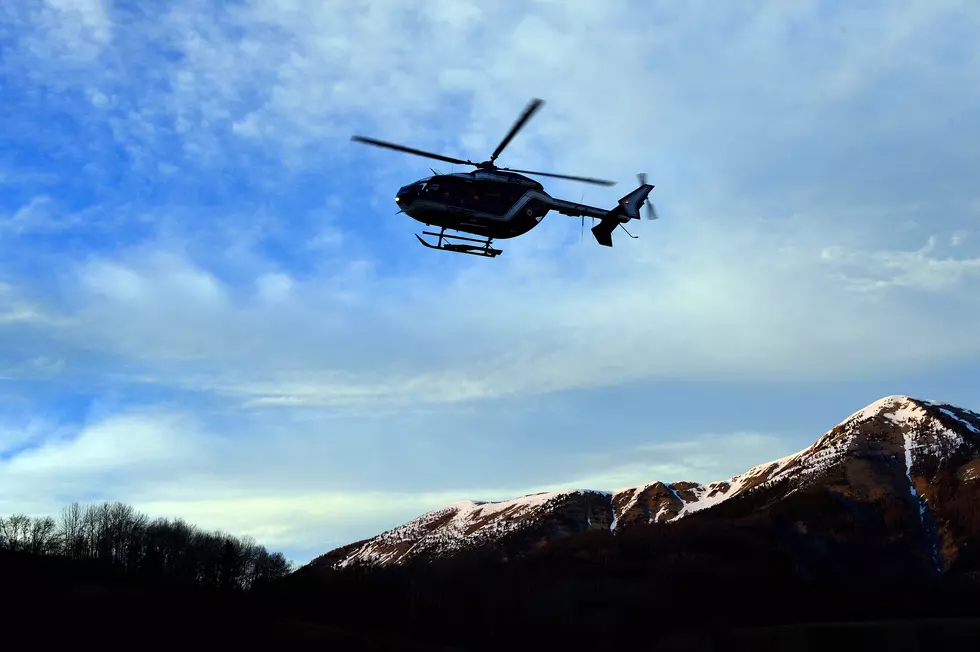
[0,501,290,591]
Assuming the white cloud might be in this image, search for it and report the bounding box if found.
[5,411,200,475]
[0,409,209,518]
[825,235,980,292]
[0,416,71,457]
[0,196,91,237]
[1,214,976,412]
[5,0,112,66]
[0,282,66,327]
[0,197,53,235]
[256,272,293,302]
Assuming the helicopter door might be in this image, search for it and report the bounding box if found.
[434,178,471,209]
[474,181,518,216]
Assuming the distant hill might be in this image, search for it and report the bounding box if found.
[304,395,980,576]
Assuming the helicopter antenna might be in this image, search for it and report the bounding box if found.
[580,190,585,242]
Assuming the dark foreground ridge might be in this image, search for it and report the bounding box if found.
[0,548,465,649]
[8,396,980,650]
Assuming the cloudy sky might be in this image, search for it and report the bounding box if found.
[2,0,979,565]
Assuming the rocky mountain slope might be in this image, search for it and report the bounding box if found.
[305,395,980,572]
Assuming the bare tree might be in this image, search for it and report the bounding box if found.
[103,502,143,566]
[195,530,227,588]
[3,501,292,592]
[253,549,292,582]
[0,516,10,550]
[58,502,85,559]
[80,502,101,559]
[93,502,115,562]
[123,509,148,570]
[219,535,245,590]
[27,516,57,555]
[0,514,31,551]
[238,535,263,590]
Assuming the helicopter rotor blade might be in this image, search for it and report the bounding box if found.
[350,135,473,167]
[500,167,616,186]
[489,98,544,164]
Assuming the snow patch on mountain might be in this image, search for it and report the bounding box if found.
[845,395,926,424]
[940,408,979,434]
[337,489,611,567]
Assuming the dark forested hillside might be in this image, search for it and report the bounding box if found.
[0,501,290,589]
[0,501,458,649]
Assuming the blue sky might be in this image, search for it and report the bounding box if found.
[2,0,980,565]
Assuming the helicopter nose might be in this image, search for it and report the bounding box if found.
[396,182,422,205]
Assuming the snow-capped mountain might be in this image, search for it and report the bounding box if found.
[306,395,980,571]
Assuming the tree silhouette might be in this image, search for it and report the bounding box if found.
[0,501,292,591]
[58,502,85,560]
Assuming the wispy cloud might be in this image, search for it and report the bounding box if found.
[7,219,977,411]
[823,236,980,293]
[0,404,802,552]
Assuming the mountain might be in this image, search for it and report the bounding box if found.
[304,395,980,574]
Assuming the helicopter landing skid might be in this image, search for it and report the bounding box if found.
[416,229,502,258]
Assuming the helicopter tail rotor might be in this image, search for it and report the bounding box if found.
[586,176,656,247]
[636,173,659,220]
[609,182,653,222]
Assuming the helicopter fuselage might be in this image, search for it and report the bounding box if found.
[395,169,553,240]
[351,97,654,257]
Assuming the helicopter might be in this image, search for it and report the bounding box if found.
[350,98,659,258]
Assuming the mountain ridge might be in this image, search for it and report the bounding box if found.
[305,394,980,571]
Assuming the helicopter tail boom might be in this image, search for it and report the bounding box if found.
[548,181,655,247]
